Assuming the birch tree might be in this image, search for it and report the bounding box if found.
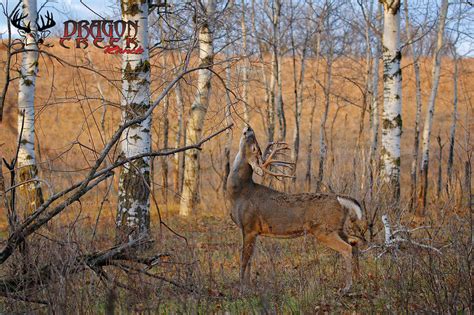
[17,0,44,213]
[380,0,402,202]
[117,0,151,240]
[418,0,449,214]
[179,0,215,216]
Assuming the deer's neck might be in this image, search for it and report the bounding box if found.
[227,151,254,195]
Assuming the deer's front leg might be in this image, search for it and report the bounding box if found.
[314,231,353,294]
[240,231,257,287]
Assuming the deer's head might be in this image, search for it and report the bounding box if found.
[11,8,56,44]
[239,126,264,176]
[238,126,295,178]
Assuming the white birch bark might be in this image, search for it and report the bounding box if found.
[380,0,402,201]
[17,0,44,212]
[179,0,215,216]
[418,0,449,213]
[117,1,151,240]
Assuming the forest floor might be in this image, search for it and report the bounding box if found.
[2,200,466,314]
[0,194,471,313]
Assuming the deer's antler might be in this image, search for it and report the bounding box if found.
[259,142,295,178]
[11,9,31,33]
[37,11,56,32]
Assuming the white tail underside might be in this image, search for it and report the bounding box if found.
[337,197,362,220]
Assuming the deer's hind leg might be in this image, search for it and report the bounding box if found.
[240,231,257,286]
[313,231,353,294]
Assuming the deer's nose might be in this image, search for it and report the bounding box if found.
[243,126,253,135]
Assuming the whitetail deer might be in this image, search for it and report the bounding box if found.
[227,126,363,293]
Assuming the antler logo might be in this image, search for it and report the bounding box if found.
[11,7,56,44]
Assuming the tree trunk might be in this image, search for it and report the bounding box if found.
[161,94,169,203]
[354,0,374,191]
[268,39,277,143]
[464,160,472,210]
[173,78,185,201]
[305,91,317,192]
[272,0,285,141]
[276,53,286,141]
[404,0,423,211]
[241,0,250,123]
[380,0,402,203]
[17,0,44,214]
[179,0,215,216]
[418,0,449,215]
[251,0,272,141]
[436,135,443,199]
[223,56,233,192]
[117,0,151,241]
[290,18,308,185]
[369,4,382,195]
[316,50,333,192]
[447,49,458,191]
[305,30,321,192]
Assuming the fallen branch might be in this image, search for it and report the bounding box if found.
[0,234,157,296]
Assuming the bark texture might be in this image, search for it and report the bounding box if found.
[117,0,151,241]
[380,0,402,202]
[17,0,44,213]
[179,0,215,216]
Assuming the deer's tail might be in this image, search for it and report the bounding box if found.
[337,196,363,220]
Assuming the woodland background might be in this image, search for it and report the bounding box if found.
[0,0,472,313]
